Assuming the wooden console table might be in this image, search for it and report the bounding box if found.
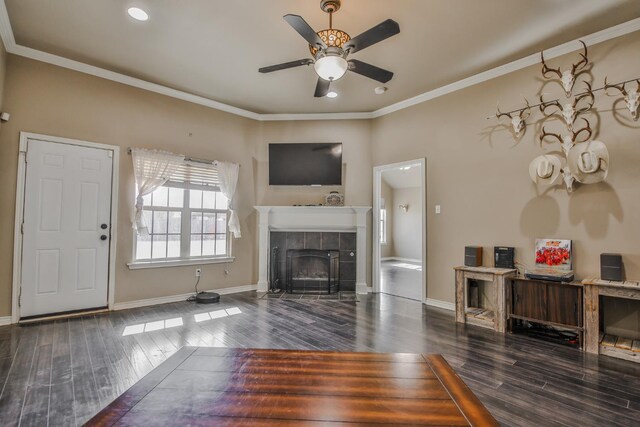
[583,278,640,363]
[454,266,517,333]
[507,278,584,348]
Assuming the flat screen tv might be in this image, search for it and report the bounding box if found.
[269,143,342,186]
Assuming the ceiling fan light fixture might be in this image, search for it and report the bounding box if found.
[314,54,348,81]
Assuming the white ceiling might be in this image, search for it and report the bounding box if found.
[382,166,421,189]
[4,0,640,115]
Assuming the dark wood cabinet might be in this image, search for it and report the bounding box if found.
[547,284,581,327]
[512,280,547,320]
[508,278,583,347]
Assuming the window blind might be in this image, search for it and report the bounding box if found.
[168,160,220,187]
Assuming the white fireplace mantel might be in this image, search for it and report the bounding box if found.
[255,206,371,294]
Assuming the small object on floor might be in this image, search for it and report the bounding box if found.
[195,291,220,304]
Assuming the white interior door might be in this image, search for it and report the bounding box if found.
[20,138,114,317]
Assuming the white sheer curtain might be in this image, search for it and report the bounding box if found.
[131,148,185,235]
[216,161,241,238]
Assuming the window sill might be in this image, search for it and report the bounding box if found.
[128,257,235,270]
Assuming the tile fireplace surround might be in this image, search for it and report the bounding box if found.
[255,206,371,294]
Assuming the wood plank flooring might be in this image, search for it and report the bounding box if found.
[86,348,499,426]
[1,292,640,426]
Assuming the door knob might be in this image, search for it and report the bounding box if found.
[100,235,108,241]
[101,224,108,229]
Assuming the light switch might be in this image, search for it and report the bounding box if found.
[435,205,441,214]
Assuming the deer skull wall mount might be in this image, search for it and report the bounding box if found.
[561,167,576,193]
[541,41,589,97]
[539,83,594,131]
[605,77,640,121]
[540,118,593,157]
[496,100,531,137]
[489,40,638,194]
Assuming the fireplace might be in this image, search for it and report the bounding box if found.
[286,249,340,294]
[270,231,356,292]
[255,206,371,294]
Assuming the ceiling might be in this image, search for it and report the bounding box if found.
[4,0,640,115]
[382,166,421,189]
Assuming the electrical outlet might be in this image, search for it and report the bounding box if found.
[435,205,441,214]
[195,268,202,277]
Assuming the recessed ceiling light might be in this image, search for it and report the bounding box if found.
[374,86,388,95]
[128,7,149,21]
[326,91,338,98]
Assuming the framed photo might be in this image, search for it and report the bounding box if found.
[535,239,572,270]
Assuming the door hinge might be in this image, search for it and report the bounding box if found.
[20,223,24,234]
[18,288,21,308]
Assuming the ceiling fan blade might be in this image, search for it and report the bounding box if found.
[348,59,394,83]
[314,78,331,98]
[343,19,400,54]
[259,59,314,73]
[283,14,327,49]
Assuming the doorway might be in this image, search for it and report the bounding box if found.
[12,133,119,321]
[373,159,426,301]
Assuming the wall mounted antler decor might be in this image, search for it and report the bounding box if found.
[541,41,589,98]
[488,40,640,193]
[497,99,531,138]
[604,78,640,121]
[539,83,594,131]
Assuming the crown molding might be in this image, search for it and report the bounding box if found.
[257,111,372,121]
[0,0,638,122]
[371,17,640,118]
[0,0,14,48]
[8,43,262,120]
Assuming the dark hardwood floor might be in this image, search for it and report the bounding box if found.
[381,259,423,301]
[1,291,639,426]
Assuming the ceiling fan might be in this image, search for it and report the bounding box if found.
[259,0,400,97]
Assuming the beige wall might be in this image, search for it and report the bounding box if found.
[372,31,640,334]
[1,30,639,333]
[0,56,261,315]
[253,121,372,207]
[252,120,374,287]
[392,187,422,260]
[0,56,373,317]
[0,43,6,110]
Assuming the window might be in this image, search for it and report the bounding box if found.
[133,183,229,264]
[380,198,387,245]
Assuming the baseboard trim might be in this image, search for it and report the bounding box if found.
[382,257,422,263]
[0,316,12,326]
[425,298,455,311]
[113,284,257,311]
[356,282,369,294]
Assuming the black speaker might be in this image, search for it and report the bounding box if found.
[601,253,624,282]
[494,246,515,269]
[465,246,483,267]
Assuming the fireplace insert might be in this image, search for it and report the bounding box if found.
[286,249,340,294]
